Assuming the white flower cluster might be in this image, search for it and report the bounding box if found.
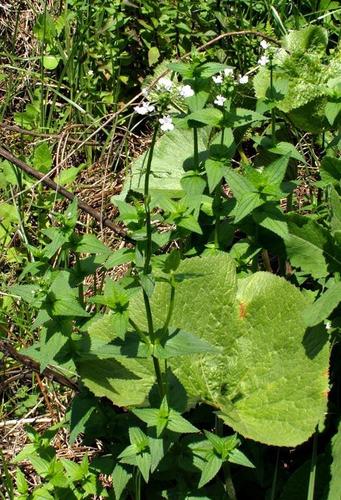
[157,77,173,91]
[258,39,270,66]
[238,75,249,84]
[212,67,234,85]
[134,101,155,115]
[133,77,196,132]
[179,84,194,98]
[159,115,174,132]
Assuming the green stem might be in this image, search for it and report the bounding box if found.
[270,449,280,500]
[270,60,276,142]
[214,185,221,249]
[163,284,175,331]
[193,127,199,171]
[141,121,164,397]
[224,462,237,500]
[134,469,141,500]
[307,429,318,500]
[143,124,159,275]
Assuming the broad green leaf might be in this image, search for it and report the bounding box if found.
[167,411,199,433]
[130,253,329,446]
[39,320,71,371]
[264,154,290,186]
[222,108,266,129]
[104,248,135,269]
[56,166,82,186]
[327,421,341,500]
[198,454,222,488]
[74,234,111,255]
[268,142,305,162]
[46,271,89,318]
[253,205,289,239]
[32,143,52,173]
[283,26,328,54]
[77,355,155,407]
[16,469,28,495]
[303,282,341,327]
[224,168,255,199]
[330,188,341,232]
[112,464,132,500]
[168,62,193,78]
[188,108,223,127]
[196,62,227,78]
[148,46,160,66]
[284,214,335,278]
[123,127,209,197]
[205,159,227,193]
[325,101,341,125]
[231,191,263,222]
[320,156,341,186]
[228,449,255,468]
[69,395,97,444]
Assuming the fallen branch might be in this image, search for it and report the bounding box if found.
[0,339,78,391]
[0,145,131,241]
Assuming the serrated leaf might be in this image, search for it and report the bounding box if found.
[231,191,263,222]
[268,142,305,162]
[303,282,341,327]
[264,154,290,185]
[167,411,199,433]
[74,234,111,255]
[130,253,329,446]
[224,168,255,199]
[198,454,222,488]
[69,395,97,444]
[205,159,227,193]
[188,108,223,127]
[197,62,227,78]
[228,448,255,468]
[104,248,135,269]
[284,214,332,278]
[112,464,132,500]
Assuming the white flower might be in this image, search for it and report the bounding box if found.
[179,84,194,98]
[212,74,223,84]
[87,69,94,76]
[326,321,332,331]
[260,39,269,50]
[159,115,174,132]
[239,75,249,84]
[214,95,226,106]
[157,77,173,91]
[224,67,234,77]
[258,55,269,66]
[134,102,155,115]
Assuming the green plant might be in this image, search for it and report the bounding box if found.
[2,7,341,500]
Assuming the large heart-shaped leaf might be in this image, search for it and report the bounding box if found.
[129,253,329,446]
